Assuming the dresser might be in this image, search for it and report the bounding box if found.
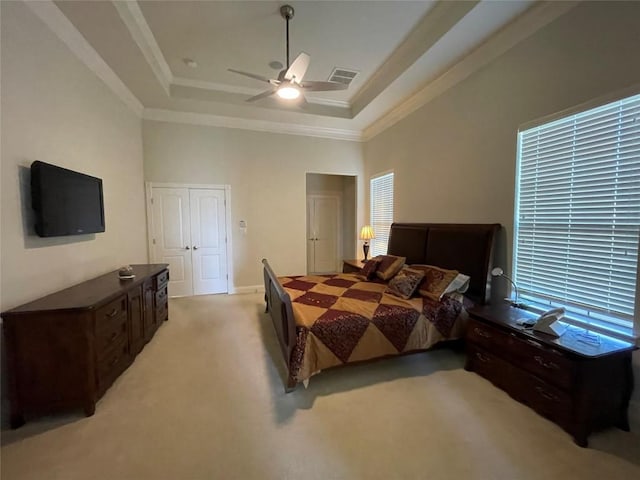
[465,304,636,447]
[2,264,169,427]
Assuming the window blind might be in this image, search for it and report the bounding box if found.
[514,93,640,333]
[370,172,394,257]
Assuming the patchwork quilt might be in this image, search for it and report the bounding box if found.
[278,273,469,383]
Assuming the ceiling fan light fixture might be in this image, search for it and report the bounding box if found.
[277,85,300,100]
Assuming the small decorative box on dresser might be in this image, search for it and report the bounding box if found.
[1,264,169,428]
[465,304,636,447]
[342,259,363,274]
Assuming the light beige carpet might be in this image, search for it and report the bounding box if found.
[1,293,639,480]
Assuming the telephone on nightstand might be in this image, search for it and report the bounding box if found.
[532,307,568,337]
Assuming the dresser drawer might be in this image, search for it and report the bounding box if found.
[155,285,168,305]
[95,314,128,359]
[95,296,127,329]
[510,336,574,389]
[467,318,510,350]
[97,338,130,392]
[155,269,169,289]
[517,371,572,428]
[156,299,168,322]
[466,344,514,390]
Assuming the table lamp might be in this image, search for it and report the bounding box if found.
[359,225,375,262]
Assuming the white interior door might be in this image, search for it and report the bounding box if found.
[307,195,340,273]
[151,187,193,297]
[189,189,228,294]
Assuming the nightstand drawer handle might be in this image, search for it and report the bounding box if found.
[526,339,542,348]
[534,355,559,370]
[475,352,490,363]
[474,328,491,339]
[106,308,118,318]
[535,386,559,402]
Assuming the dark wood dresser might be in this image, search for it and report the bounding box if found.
[1,264,169,428]
[466,304,636,447]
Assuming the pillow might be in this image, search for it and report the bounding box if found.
[411,264,460,301]
[356,258,381,281]
[443,273,470,296]
[375,255,406,281]
[385,267,425,300]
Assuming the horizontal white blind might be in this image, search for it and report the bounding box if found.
[370,172,394,257]
[514,93,640,331]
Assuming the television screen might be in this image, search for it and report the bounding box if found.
[31,161,105,237]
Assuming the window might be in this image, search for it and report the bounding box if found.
[514,93,640,338]
[370,172,394,257]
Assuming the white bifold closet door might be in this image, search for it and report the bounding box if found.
[151,187,228,297]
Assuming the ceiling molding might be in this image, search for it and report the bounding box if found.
[362,0,581,142]
[112,0,173,95]
[143,109,363,142]
[24,0,143,117]
[351,0,479,117]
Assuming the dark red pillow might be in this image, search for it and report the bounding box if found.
[356,258,381,280]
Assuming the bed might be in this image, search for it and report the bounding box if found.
[263,222,500,391]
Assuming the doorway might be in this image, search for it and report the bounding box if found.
[306,173,357,274]
[146,183,231,297]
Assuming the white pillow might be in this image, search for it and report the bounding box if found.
[443,273,470,296]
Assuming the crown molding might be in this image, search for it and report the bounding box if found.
[362,0,580,142]
[143,109,363,142]
[24,0,144,117]
[112,0,173,95]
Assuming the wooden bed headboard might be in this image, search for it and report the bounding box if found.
[387,223,500,305]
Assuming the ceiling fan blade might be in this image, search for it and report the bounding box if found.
[246,89,277,102]
[284,52,310,83]
[228,69,272,83]
[300,80,348,91]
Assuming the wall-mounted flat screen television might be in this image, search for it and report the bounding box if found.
[31,161,105,237]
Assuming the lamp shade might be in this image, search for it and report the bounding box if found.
[359,225,375,241]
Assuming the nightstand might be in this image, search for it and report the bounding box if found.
[465,304,636,447]
[342,259,363,273]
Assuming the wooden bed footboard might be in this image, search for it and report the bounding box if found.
[262,259,297,390]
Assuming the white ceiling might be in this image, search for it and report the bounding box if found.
[46,0,577,140]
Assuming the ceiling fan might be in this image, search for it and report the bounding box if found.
[228,4,348,103]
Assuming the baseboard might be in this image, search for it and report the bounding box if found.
[230,285,265,295]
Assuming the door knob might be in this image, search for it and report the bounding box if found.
[185,246,190,250]
[193,246,198,250]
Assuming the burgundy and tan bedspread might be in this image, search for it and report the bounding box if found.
[278,273,469,383]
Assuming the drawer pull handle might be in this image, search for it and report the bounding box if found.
[474,328,491,339]
[526,339,542,348]
[106,308,118,318]
[475,352,489,363]
[535,386,559,402]
[109,355,119,367]
[109,331,118,342]
[534,355,559,370]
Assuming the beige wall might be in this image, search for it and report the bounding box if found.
[364,1,640,425]
[0,1,148,309]
[143,121,364,287]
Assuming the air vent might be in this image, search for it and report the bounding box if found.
[328,68,358,86]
